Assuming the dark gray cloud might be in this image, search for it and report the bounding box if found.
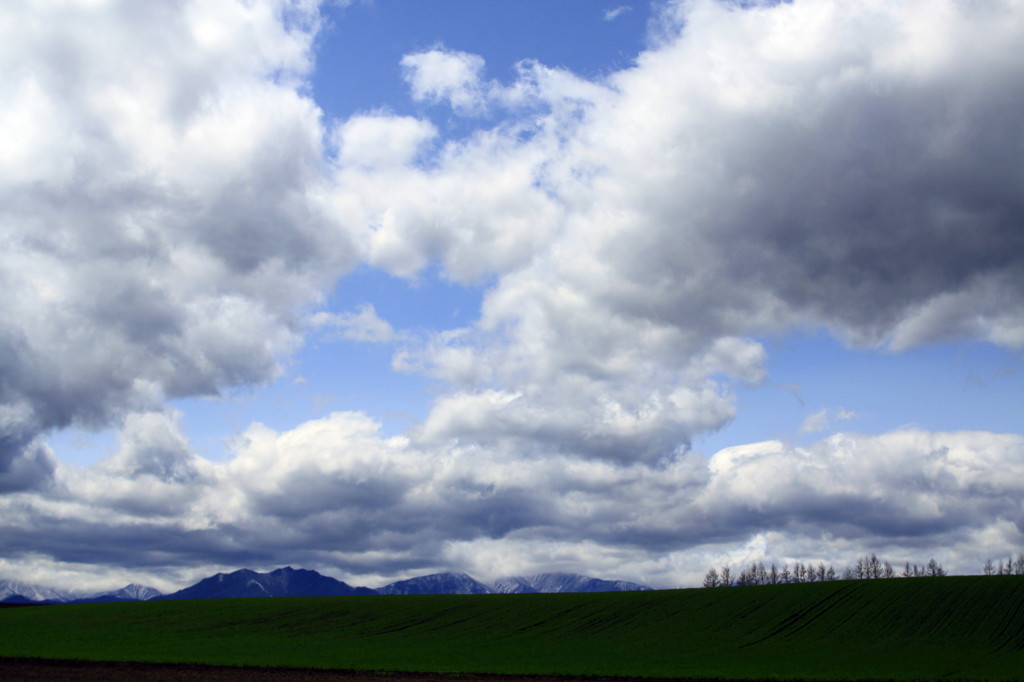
[0,438,56,494]
[574,0,1024,351]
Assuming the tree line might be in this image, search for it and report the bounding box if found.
[701,553,977,588]
[982,554,1024,576]
[703,552,1024,587]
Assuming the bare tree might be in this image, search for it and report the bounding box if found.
[868,554,883,579]
[739,563,757,586]
[704,550,993,590]
[1015,553,1024,575]
[736,566,751,587]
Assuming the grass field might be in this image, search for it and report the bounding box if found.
[1,575,1022,680]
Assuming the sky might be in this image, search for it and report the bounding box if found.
[1,0,1023,594]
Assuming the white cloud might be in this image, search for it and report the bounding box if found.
[333,129,564,281]
[334,115,437,169]
[101,411,200,484]
[310,304,397,343]
[800,407,857,434]
[800,409,830,434]
[401,48,488,113]
[604,6,633,22]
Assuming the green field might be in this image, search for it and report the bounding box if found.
[1,576,1022,680]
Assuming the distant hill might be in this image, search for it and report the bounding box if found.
[492,572,652,594]
[157,567,374,600]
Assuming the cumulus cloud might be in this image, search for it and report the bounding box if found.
[334,114,437,169]
[310,304,397,343]
[800,407,856,434]
[604,6,633,22]
[101,411,200,484]
[329,0,1024,467]
[3,416,1022,589]
[401,48,488,113]
[799,410,830,434]
[568,0,1024,351]
[0,0,356,487]
[702,430,1024,548]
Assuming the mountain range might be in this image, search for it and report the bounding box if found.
[0,579,162,604]
[491,573,653,593]
[0,568,652,604]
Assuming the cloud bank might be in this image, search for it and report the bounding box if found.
[1,0,1023,591]
[0,0,358,492]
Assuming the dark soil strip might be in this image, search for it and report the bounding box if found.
[0,658,823,682]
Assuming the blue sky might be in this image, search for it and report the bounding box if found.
[312,1,651,120]
[4,0,1024,594]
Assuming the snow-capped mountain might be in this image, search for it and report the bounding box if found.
[492,572,653,594]
[107,583,162,601]
[0,580,162,604]
[157,566,374,600]
[379,572,495,595]
[491,576,537,593]
[74,583,163,603]
[0,579,82,603]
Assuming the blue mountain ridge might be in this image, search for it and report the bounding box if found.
[160,568,653,599]
[155,567,375,600]
[377,571,495,595]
